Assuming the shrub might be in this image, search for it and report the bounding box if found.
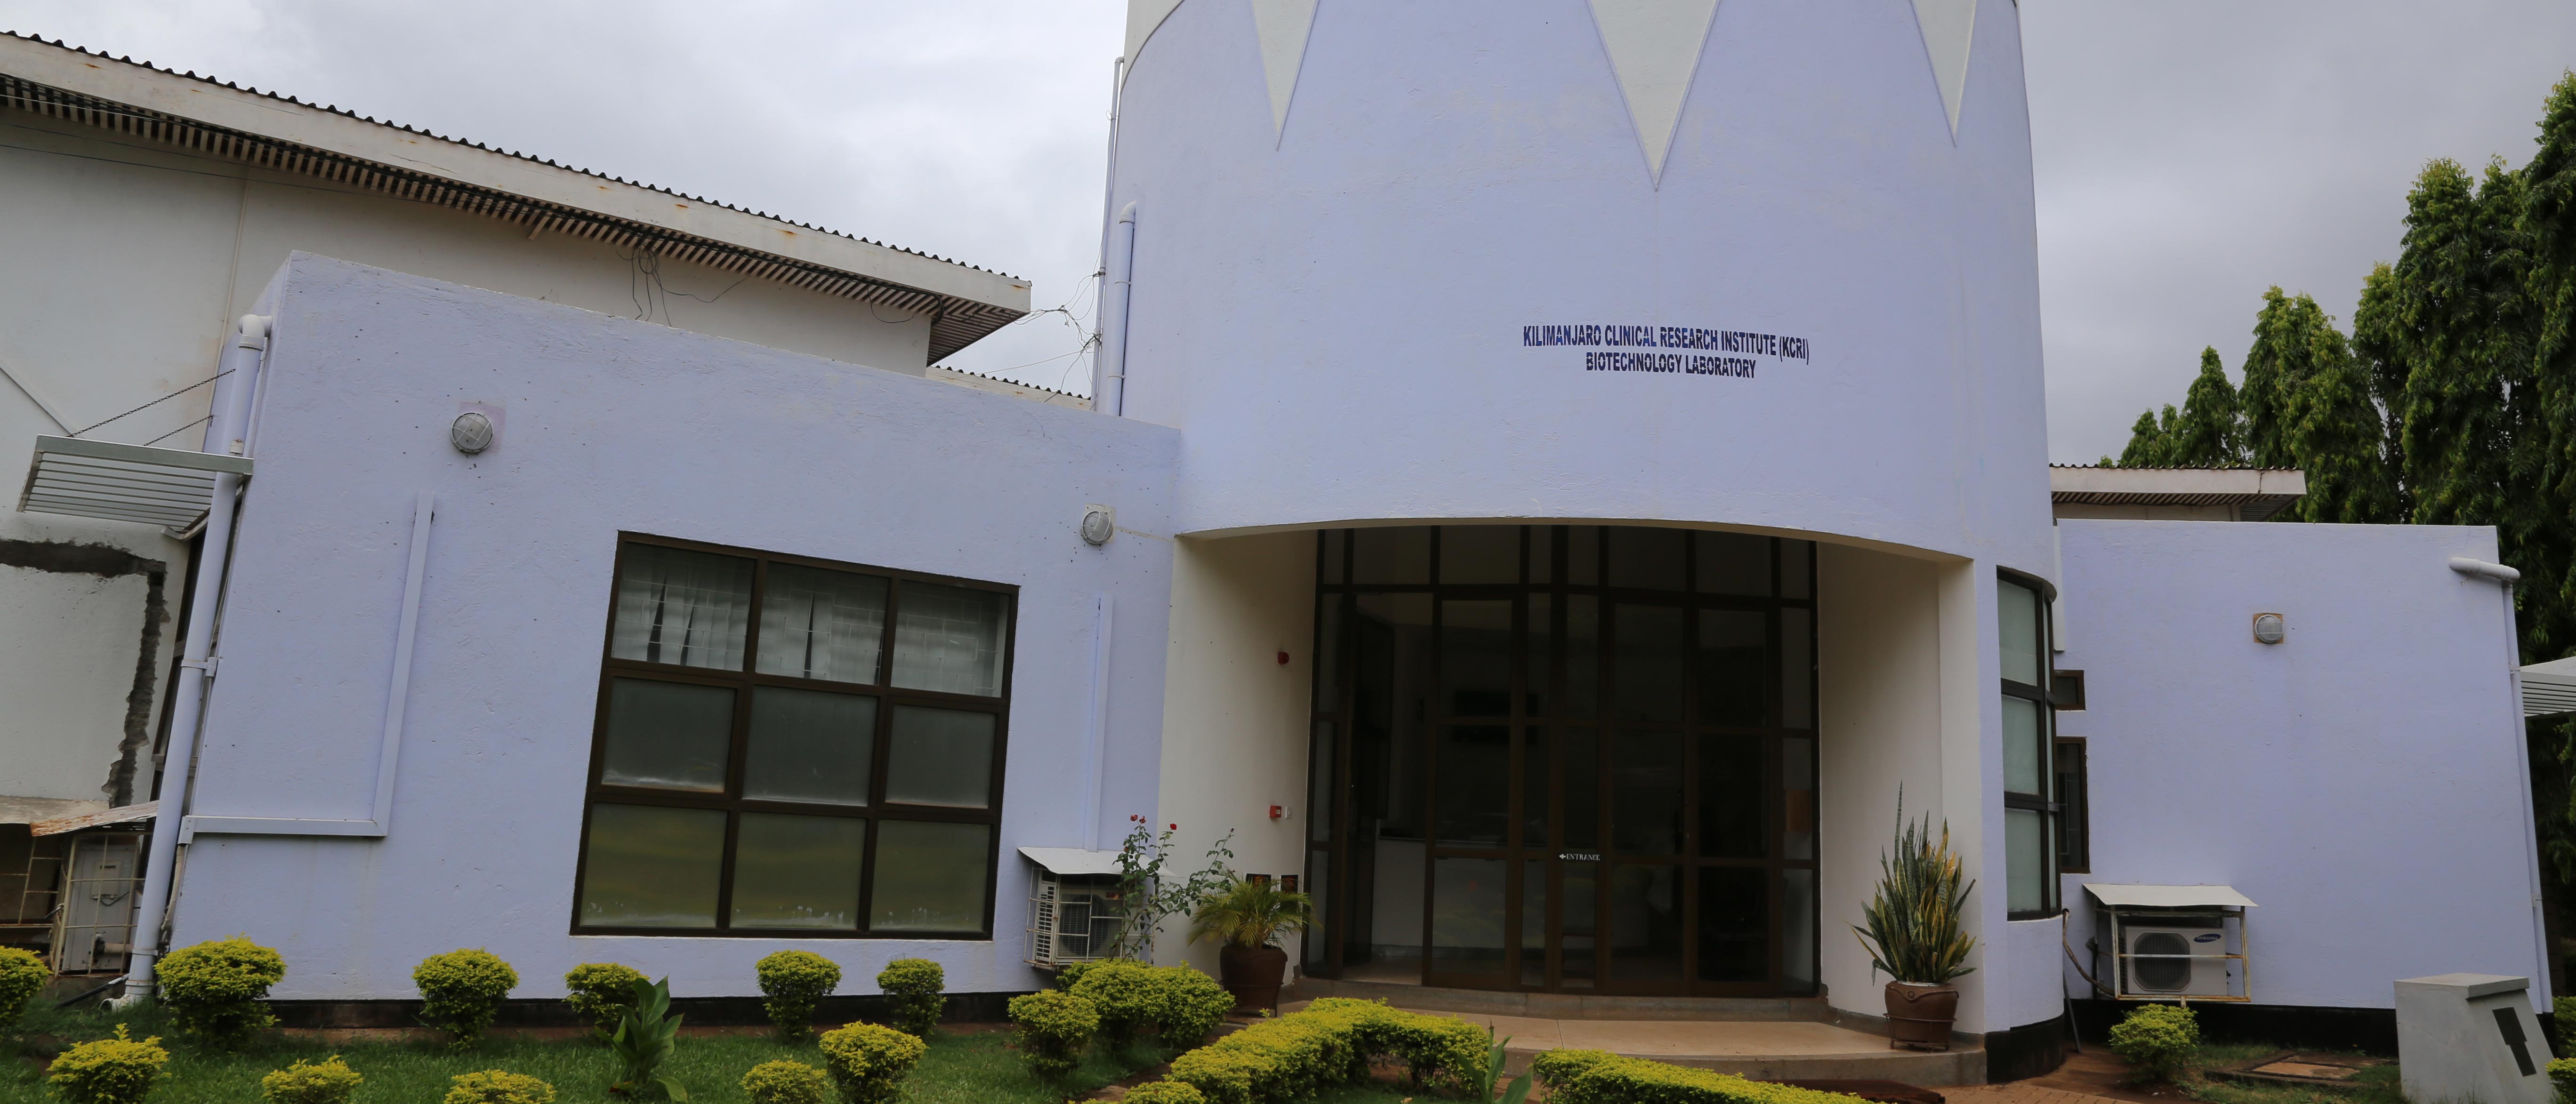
[442,1070,555,1104]
[2559,996,2576,1056]
[2549,1057,2576,1104]
[563,962,646,1039]
[876,958,944,1037]
[1162,997,1494,1104]
[0,946,48,1032]
[757,951,841,1041]
[1532,1049,1876,1104]
[414,949,520,1050]
[1123,1083,1209,1104]
[154,936,287,1048]
[1054,960,1104,992]
[45,1025,169,1104]
[741,1060,832,1104]
[817,1021,926,1104]
[259,1056,362,1104]
[2107,1003,2201,1084]
[1069,960,1235,1050]
[1007,990,1100,1080]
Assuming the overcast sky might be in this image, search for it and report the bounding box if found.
[3,1,2571,462]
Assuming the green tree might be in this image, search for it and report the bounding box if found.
[2168,348,2246,465]
[2116,407,2176,466]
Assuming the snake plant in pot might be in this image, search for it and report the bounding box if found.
[1852,806,1977,1051]
[1188,877,1314,1014]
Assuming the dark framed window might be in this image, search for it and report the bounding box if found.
[1999,570,2059,919]
[2054,737,2089,874]
[2052,669,2087,711]
[570,534,1014,938]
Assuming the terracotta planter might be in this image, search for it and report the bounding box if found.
[1884,981,1959,1051]
[1219,944,1288,1015]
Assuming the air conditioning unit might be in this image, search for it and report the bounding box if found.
[2123,926,2231,997]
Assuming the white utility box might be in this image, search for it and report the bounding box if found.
[2396,973,2551,1104]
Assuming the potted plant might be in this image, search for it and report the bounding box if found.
[1851,804,1977,1051]
[1188,877,1314,1015]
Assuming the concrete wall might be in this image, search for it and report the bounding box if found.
[1109,0,2054,575]
[0,114,942,820]
[2057,519,2545,1010]
[165,255,1180,999]
[1152,531,1318,974]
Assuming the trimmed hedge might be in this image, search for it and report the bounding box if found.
[259,1056,362,1104]
[740,1059,832,1104]
[562,962,646,1039]
[1123,1083,1209,1104]
[876,959,945,1037]
[1069,960,1236,1050]
[2107,1004,2200,1084]
[0,946,47,1032]
[756,951,841,1041]
[817,1021,926,1104]
[442,1070,555,1104]
[2549,1057,2576,1104]
[1533,1049,1876,1104]
[1006,989,1100,1080]
[155,936,287,1048]
[45,1026,169,1104]
[1160,997,1487,1104]
[414,949,520,1050]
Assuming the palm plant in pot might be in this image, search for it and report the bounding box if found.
[1852,805,1977,1051]
[1189,877,1314,1015]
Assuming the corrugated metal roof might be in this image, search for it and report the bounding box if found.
[2049,465,2307,521]
[0,32,1030,362]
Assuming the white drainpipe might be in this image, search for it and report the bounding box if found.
[2449,555,2552,1006]
[1095,203,1139,417]
[117,314,269,1004]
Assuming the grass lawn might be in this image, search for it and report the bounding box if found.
[3,1001,1177,1104]
[2178,1043,2405,1104]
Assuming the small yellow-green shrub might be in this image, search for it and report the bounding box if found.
[1006,989,1100,1080]
[817,1021,925,1104]
[414,949,519,1050]
[2548,1056,2576,1104]
[2107,1003,2200,1084]
[1162,997,1489,1104]
[562,962,645,1039]
[1123,1082,1209,1104]
[2557,997,2576,1056]
[876,958,944,1037]
[45,1025,169,1104]
[442,1070,555,1104]
[1533,1049,1875,1104]
[740,1060,832,1104]
[757,950,841,1041]
[0,946,48,1032]
[154,936,287,1048]
[258,1056,362,1104]
[1069,960,1236,1050]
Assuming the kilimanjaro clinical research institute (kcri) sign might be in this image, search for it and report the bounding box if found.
[1522,324,1813,379]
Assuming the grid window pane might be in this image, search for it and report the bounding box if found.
[1695,866,1767,983]
[1434,725,1511,846]
[1780,608,1813,729]
[885,705,996,808]
[1697,610,1768,727]
[579,804,724,928]
[612,545,752,670]
[1562,728,1601,850]
[1695,533,1771,596]
[1698,735,1764,858]
[757,565,886,684]
[1614,604,1686,722]
[730,813,865,929]
[1611,731,1684,855]
[744,688,875,805]
[1608,864,1683,980]
[1432,856,1508,973]
[1568,526,1601,585]
[1608,528,1687,591]
[1353,526,1431,585]
[1441,600,1513,717]
[2003,695,2045,796]
[872,820,991,931]
[1783,736,1816,861]
[1565,596,1601,718]
[1999,579,2041,686]
[1440,526,1520,584]
[599,679,733,792]
[891,581,1009,696]
[1781,540,1814,599]
[2006,808,2048,914]
[1783,867,1817,992]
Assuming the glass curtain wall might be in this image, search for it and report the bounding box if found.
[1304,525,1818,996]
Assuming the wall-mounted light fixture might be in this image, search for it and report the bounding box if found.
[1080,504,1115,546]
[2252,612,2286,645]
[451,411,494,455]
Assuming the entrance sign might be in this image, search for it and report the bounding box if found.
[1522,324,1815,379]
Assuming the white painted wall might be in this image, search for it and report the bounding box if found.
[2057,519,2545,1011]
[1151,531,1317,974]
[164,256,1180,999]
[0,566,152,812]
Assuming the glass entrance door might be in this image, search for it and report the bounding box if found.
[1304,525,1818,996]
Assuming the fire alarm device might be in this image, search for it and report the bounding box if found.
[1269,804,1284,820]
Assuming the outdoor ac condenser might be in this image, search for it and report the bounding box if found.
[2123,926,2232,996]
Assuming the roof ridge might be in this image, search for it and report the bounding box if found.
[0,30,1024,282]
[934,363,1087,398]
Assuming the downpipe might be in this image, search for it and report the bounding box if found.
[2450,556,2554,1005]
[1095,202,1138,416]
[113,314,269,1008]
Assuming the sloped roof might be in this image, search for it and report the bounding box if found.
[2048,465,2307,522]
[0,32,1031,362]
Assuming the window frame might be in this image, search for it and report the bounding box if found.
[1997,568,2060,920]
[2053,736,2090,874]
[569,532,1016,939]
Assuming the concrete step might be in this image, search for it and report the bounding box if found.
[1288,976,1837,1022]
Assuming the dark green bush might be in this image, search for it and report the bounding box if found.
[817,1021,925,1104]
[755,950,841,1041]
[1006,989,1100,1080]
[154,936,287,1048]
[562,962,645,1040]
[413,949,519,1050]
[2107,1003,2201,1084]
[875,958,944,1037]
